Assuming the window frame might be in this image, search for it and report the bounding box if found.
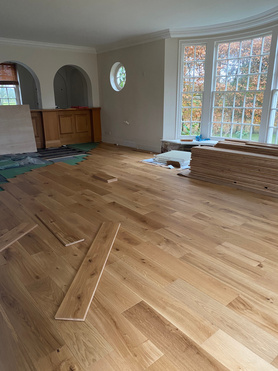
[210,34,272,141]
[176,41,207,139]
[176,25,278,143]
[0,84,21,106]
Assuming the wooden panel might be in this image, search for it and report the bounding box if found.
[0,105,37,155]
[36,209,85,246]
[0,222,37,252]
[75,113,89,133]
[42,111,61,148]
[31,111,44,149]
[92,107,102,142]
[33,108,98,148]
[93,172,118,183]
[55,222,121,321]
[59,115,74,135]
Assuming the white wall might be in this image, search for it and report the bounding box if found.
[98,40,165,152]
[163,38,179,140]
[0,42,99,109]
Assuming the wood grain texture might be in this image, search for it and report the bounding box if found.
[93,172,118,183]
[55,222,120,321]
[0,222,37,252]
[123,301,228,371]
[36,209,85,246]
[202,330,278,371]
[0,143,278,370]
[188,145,278,197]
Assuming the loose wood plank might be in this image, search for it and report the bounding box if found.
[93,172,118,183]
[36,209,85,247]
[55,221,121,321]
[0,222,37,252]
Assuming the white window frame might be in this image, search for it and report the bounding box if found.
[176,42,207,138]
[176,24,278,143]
[0,84,21,105]
[211,34,272,141]
[110,62,126,92]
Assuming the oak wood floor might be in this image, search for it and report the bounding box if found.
[0,143,278,370]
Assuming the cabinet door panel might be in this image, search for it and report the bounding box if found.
[59,115,74,135]
[75,114,89,133]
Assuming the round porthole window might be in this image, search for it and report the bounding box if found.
[110,62,126,91]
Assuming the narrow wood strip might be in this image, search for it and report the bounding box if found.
[55,221,121,321]
[0,222,37,252]
[36,209,85,247]
[93,172,118,183]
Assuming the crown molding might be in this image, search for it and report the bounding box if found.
[0,37,96,54]
[0,7,277,54]
[170,6,278,39]
[96,29,171,54]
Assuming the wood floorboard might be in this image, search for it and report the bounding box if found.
[0,143,277,370]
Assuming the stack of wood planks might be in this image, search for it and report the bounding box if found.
[188,140,278,197]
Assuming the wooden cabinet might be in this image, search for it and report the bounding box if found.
[31,108,101,148]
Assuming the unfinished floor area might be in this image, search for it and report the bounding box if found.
[0,143,278,370]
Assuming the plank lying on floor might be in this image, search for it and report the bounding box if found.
[0,222,37,252]
[36,209,85,247]
[93,172,118,183]
[55,221,121,321]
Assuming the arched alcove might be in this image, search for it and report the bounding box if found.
[2,61,42,109]
[54,65,92,109]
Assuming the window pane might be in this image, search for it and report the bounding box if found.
[229,42,240,58]
[214,93,224,107]
[233,109,243,123]
[182,108,191,121]
[183,79,194,92]
[218,43,229,59]
[241,125,251,139]
[252,38,262,55]
[212,123,222,136]
[241,40,252,57]
[232,124,242,139]
[222,124,232,137]
[0,87,7,98]
[191,122,200,135]
[263,35,272,54]
[7,88,16,98]
[223,108,232,122]
[182,94,192,107]
[182,122,191,135]
[192,93,202,107]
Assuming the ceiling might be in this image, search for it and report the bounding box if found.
[1,0,278,50]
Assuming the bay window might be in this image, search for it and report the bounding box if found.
[177,26,278,143]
